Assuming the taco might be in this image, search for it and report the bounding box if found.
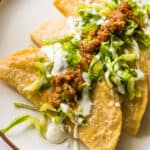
[0,48,122,150]
[52,0,150,135]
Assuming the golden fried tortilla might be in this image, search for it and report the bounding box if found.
[53,0,100,17]
[52,0,149,135]
[122,52,149,135]
[79,82,122,150]
[53,0,83,17]
[0,49,48,107]
[0,49,122,150]
[30,18,69,47]
[140,49,150,93]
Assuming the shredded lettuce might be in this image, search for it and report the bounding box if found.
[127,77,137,100]
[127,0,145,22]
[135,30,150,47]
[3,1,150,142]
[78,0,117,22]
[60,92,67,101]
[35,62,53,79]
[24,60,53,92]
[125,20,138,36]
[41,34,73,45]
[143,4,150,18]
[35,62,47,75]
[39,103,58,112]
[52,113,66,124]
[23,76,47,92]
[88,55,104,84]
[0,115,29,134]
[14,102,38,111]
[60,103,76,124]
[0,115,47,139]
[82,23,99,35]
[29,116,47,138]
[114,53,138,63]
[62,41,81,68]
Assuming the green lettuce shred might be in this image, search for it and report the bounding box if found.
[0,115,47,139]
[125,20,138,36]
[135,30,150,47]
[39,103,58,112]
[41,34,73,45]
[14,102,38,111]
[60,103,76,124]
[82,23,99,35]
[62,41,81,68]
[78,0,117,22]
[23,76,48,92]
[88,55,104,84]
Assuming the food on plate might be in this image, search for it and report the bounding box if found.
[0,49,122,149]
[122,52,148,135]
[32,0,150,135]
[54,0,84,17]
[30,18,70,47]
[0,49,51,107]
[0,0,150,150]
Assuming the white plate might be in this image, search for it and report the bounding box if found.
[0,0,150,150]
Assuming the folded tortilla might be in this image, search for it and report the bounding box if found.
[0,48,122,150]
[140,49,150,92]
[0,49,48,107]
[31,1,149,135]
[53,0,101,17]
[30,18,69,47]
[53,0,83,17]
[122,52,149,135]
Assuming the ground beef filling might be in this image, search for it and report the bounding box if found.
[44,2,141,108]
[79,2,141,53]
[44,69,84,107]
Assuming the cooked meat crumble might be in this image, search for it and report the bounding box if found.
[79,2,141,53]
[44,69,84,107]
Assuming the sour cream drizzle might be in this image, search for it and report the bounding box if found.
[46,122,69,144]
[41,43,67,75]
[79,87,92,117]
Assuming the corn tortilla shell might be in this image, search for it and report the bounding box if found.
[0,49,47,107]
[79,82,122,150]
[53,0,101,17]
[30,18,69,47]
[53,0,83,17]
[122,52,149,135]
[0,48,122,150]
[52,0,149,135]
